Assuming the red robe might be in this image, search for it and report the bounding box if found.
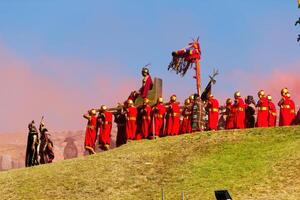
[268,101,277,127]
[225,104,235,129]
[181,105,192,134]
[207,98,219,130]
[256,97,269,127]
[290,99,296,124]
[234,97,245,129]
[139,75,153,99]
[99,111,113,145]
[165,102,180,136]
[126,106,137,140]
[278,96,294,126]
[141,105,152,139]
[84,115,97,151]
[152,103,166,137]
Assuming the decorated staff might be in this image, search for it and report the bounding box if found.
[83,109,97,155]
[201,69,219,102]
[296,1,300,42]
[168,38,202,95]
[98,105,113,151]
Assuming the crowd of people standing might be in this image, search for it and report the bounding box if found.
[83,86,299,155]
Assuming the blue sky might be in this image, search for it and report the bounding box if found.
[0,1,299,131]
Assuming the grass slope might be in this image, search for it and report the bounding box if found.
[0,126,299,200]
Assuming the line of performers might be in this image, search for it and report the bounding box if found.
[220,88,298,130]
[83,87,299,155]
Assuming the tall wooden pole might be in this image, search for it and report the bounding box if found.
[195,59,203,131]
[195,60,201,96]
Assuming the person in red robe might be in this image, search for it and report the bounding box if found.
[139,98,152,139]
[83,109,97,155]
[151,97,166,138]
[125,99,137,140]
[225,98,235,129]
[114,104,127,147]
[256,90,269,128]
[139,67,153,99]
[278,88,294,126]
[181,98,192,134]
[287,93,296,124]
[98,105,113,151]
[207,94,219,131]
[135,105,143,140]
[267,95,277,127]
[233,91,246,129]
[165,95,180,136]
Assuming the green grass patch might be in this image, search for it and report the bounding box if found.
[0,126,299,199]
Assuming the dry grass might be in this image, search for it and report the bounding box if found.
[0,126,299,199]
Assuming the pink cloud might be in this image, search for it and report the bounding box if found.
[0,44,138,133]
[216,64,300,108]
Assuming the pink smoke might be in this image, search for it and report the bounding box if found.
[0,44,138,133]
[216,66,300,109]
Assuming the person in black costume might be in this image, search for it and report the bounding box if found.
[245,96,256,128]
[25,121,40,167]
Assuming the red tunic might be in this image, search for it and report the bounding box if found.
[139,75,153,99]
[234,97,245,129]
[165,102,180,136]
[268,101,277,127]
[290,99,296,124]
[207,98,219,130]
[181,105,192,134]
[278,96,294,126]
[126,106,137,140]
[141,105,152,139]
[84,115,97,150]
[256,97,269,127]
[225,104,235,129]
[99,111,113,145]
[152,103,166,137]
